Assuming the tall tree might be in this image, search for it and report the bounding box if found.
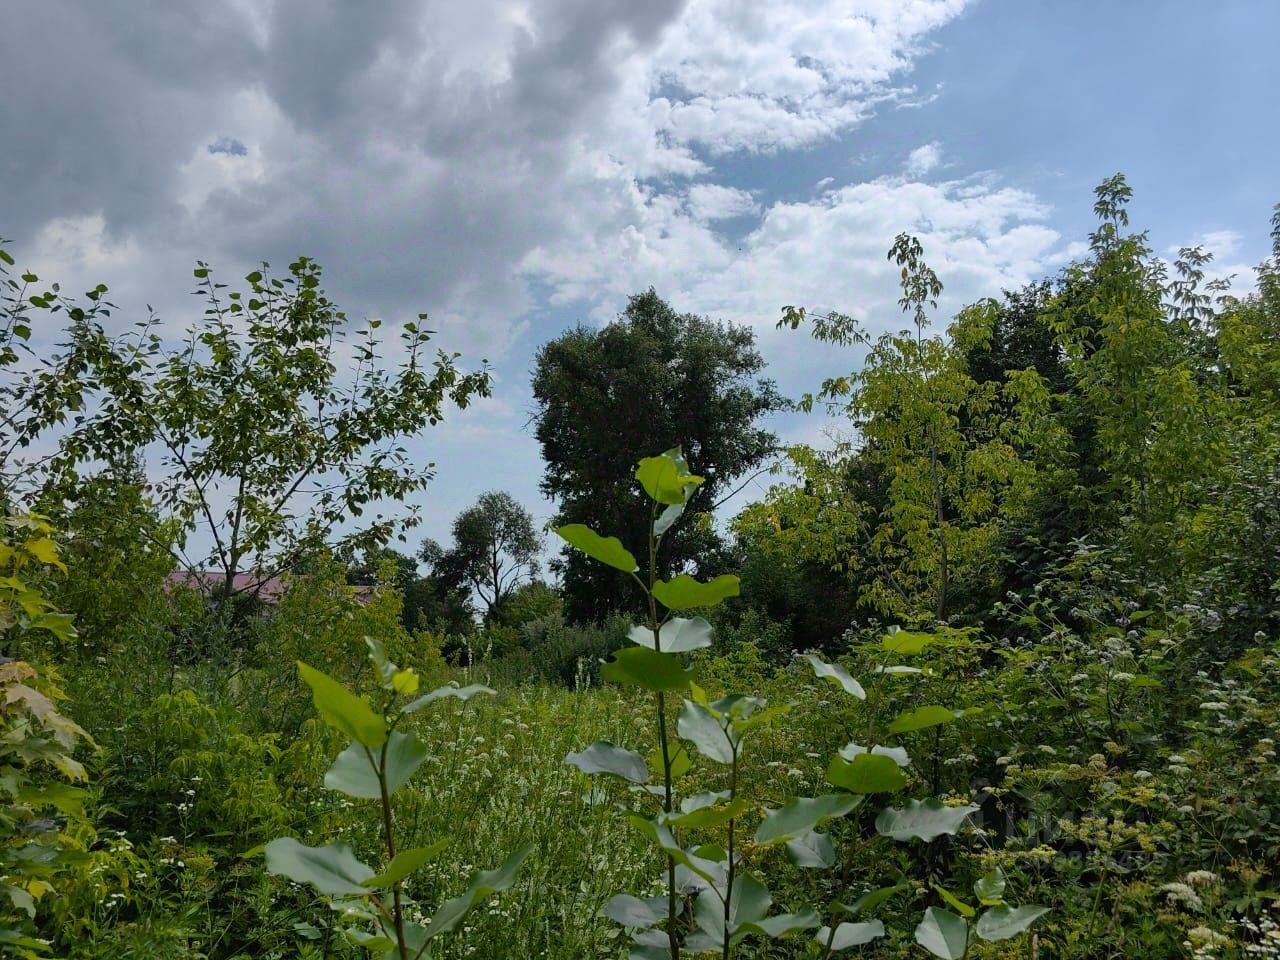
[531,290,782,621]
[422,491,540,619]
[41,257,490,611]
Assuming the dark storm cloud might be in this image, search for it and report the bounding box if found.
[0,0,688,350]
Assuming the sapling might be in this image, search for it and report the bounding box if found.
[263,639,529,960]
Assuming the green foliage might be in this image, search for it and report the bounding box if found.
[266,641,528,958]
[422,491,541,619]
[44,257,490,617]
[533,290,782,621]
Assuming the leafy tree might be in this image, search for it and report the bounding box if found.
[782,239,1059,622]
[487,579,562,630]
[346,546,476,636]
[421,491,541,620]
[41,258,490,612]
[532,290,782,621]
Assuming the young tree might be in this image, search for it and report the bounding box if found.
[782,238,1060,622]
[422,491,541,619]
[44,257,490,610]
[532,289,782,621]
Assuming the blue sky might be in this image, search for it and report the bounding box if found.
[3,0,1277,561]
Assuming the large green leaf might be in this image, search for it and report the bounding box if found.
[653,574,740,610]
[887,705,961,734]
[602,893,663,928]
[653,500,685,537]
[362,841,450,888]
[841,884,908,916]
[555,524,638,572]
[324,743,381,799]
[402,682,494,713]
[628,617,714,653]
[382,731,432,794]
[667,797,752,830]
[875,799,979,841]
[973,869,1006,905]
[827,753,907,794]
[754,794,862,846]
[881,628,935,655]
[741,908,820,939]
[424,845,532,941]
[804,655,865,699]
[565,742,649,784]
[265,838,374,895]
[817,920,886,951]
[785,831,835,869]
[975,905,1048,942]
[677,700,733,763]
[915,907,969,959]
[636,452,703,505]
[601,646,692,692]
[297,662,387,748]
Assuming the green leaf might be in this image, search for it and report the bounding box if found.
[381,731,431,794]
[916,907,969,959]
[264,838,374,895]
[827,753,908,794]
[754,794,862,846]
[653,574,740,610]
[841,884,908,916]
[628,617,713,653]
[677,700,733,763]
[402,682,494,713]
[424,845,532,941]
[817,920,886,951]
[804,655,865,699]
[875,799,978,841]
[668,797,753,830]
[555,524,638,572]
[322,743,380,799]
[363,841,450,888]
[785,831,835,868]
[933,883,976,918]
[601,646,692,692]
[741,908,821,939]
[649,742,692,780]
[565,742,649,784]
[881,628,935,655]
[297,662,387,748]
[28,611,77,642]
[973,869,1006,905]
[603,893,663,928]
[636,454,704,505]
[975,905,1048,942]
[654,501,685,537]
[887,705,961,734]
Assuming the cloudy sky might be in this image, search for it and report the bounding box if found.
[3,0,1277,551]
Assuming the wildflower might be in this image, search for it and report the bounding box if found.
[1159,881,1203,912]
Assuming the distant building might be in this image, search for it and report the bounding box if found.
[165,570,375,605]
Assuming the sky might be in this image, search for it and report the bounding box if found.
[2,0,1277,560]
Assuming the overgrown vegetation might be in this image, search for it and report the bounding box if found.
[0,177,1278,958]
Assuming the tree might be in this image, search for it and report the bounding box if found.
[346,546,476,636]
[781,238,1060,623]
[532,289,782,621]
[41,257,490,612]
[421,491,540,620]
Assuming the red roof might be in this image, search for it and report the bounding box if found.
[165,570,376,605]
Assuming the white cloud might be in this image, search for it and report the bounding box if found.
[686,184,760,222]
[904,141,943,177]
